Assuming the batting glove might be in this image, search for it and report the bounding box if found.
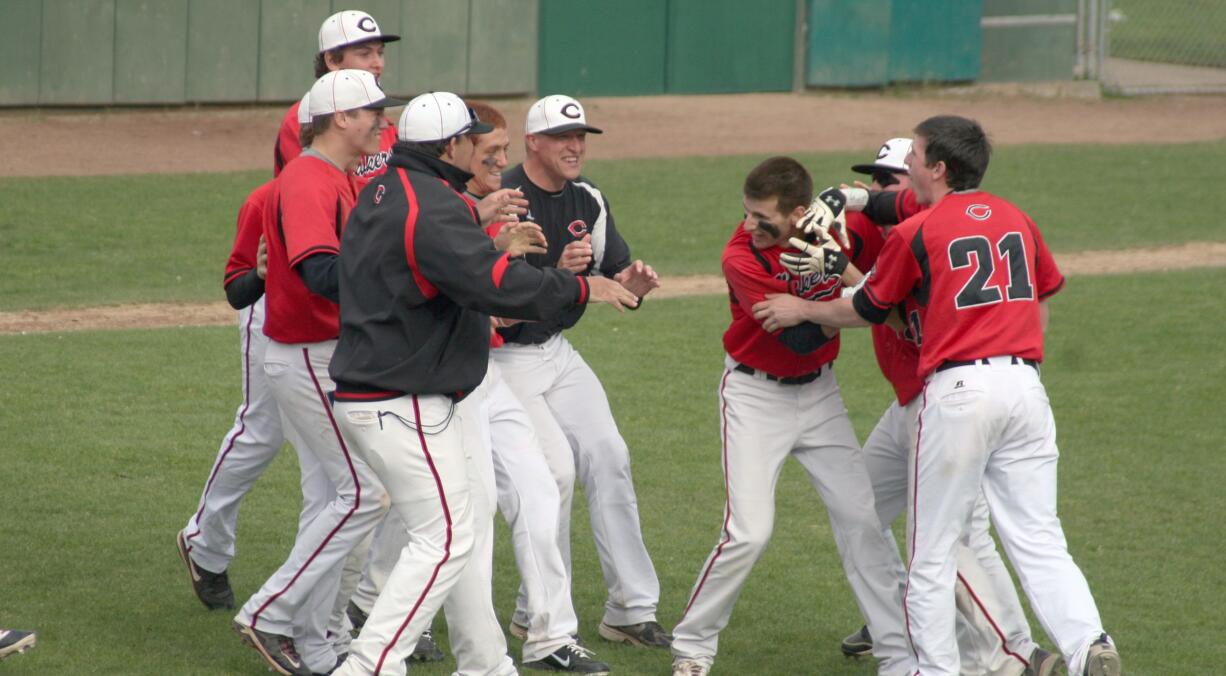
[780,236,849,279]
[799,187,851,249]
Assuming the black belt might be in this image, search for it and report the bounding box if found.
[734,363,824,385]
[935,356,1038,373]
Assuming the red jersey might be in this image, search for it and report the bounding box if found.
[224,181,274,288]
[722,224,843,377]
[262,154,360,343]
[274,100,398,188]
[855,191,1065,379]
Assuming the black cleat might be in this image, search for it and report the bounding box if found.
[346,600,369,632]
[523,643,610,674]
[409,628,445,663]
[234,620,312,676]
[840,624,872,657]
[598,620,671,648]
[176,530,235,610]
[0,629,36,660]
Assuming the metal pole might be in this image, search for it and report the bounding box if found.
[1075,0,1087,78]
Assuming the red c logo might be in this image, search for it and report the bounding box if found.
[567,220,588,238]
[966,204,992,221]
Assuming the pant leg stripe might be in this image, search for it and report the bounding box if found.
[956,572,1029,669]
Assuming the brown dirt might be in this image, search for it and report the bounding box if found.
[2,90,1224,177]
[4,241,1223,335]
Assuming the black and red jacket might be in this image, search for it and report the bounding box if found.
[329,145,590,400]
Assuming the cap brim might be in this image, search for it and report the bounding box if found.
[464,120,496,135]
[851,162,907,175]
[365,96,409,110]
[537,122,603,135]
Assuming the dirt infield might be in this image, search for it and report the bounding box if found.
[4,241,1223,335]
[2,90,1224,177]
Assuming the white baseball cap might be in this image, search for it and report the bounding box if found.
[852,137,912,175]
[318,10,400,53]
[307,69,406,118]
[525,95,603,135]
[398,92,495,142]
[296,91,312,124]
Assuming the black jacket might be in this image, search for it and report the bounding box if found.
[329,145,590,399]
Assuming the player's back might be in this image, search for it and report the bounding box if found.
[894,191,1064,376]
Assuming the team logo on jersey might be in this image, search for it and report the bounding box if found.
[373,184,385,204]
[560,103,582,119]
[355,150,390,177]
[567,220,588,238]
[966,204,992,221]
[783,271,840,300]
[357,17,377,32]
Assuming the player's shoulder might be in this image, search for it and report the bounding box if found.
[721,225,773,274]
[246,179,276,205]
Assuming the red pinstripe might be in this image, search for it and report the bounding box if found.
[956,572,1029,668]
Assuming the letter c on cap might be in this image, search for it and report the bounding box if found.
[357,16,376,32]
[877,143,890,159]
[560,103,581,119]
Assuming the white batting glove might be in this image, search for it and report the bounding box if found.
[780,236,849,279]
[799,187,851,249]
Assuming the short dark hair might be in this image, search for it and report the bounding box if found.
[743,156,813,215]
[301,114,330,148]
[913,115,991,191]
[314,50,339,78]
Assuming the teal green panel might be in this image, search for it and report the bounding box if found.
[807,0,892,87]
[538,0,666,97]
[667,0,794,94]
[0,0,42,105]
[982,0,1075,16]
[258,0,333,102]
[398,0,469,97]
[185,0,259,102]
[40,0,115,104]
[333,0,403,94]
[888,1,981,83]
[468,0,536,95]
[114,0,187,103]
[981,24,1075,81]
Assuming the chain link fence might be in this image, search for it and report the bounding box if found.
[1086,0,1226,94]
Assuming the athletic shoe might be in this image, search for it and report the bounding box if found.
[840,624,872,657]
[509,619,529,640]
[671,658,711,676]
[0,629,36,660]
[409,628,445,663]
[523,643,610,674]
[597,620,672,648]
[346,601,369,633]
[1083,634,1121,676]
[1028,646,1066,676]
[234,620,311,676]
[176,530,235,610]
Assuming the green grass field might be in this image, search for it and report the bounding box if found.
[2,265,1224,675]
[2,140,1225,310]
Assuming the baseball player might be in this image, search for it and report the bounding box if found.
[768,116,1120,676]
[175,174,279,612]
[327,91,636,676]
[274,10,399,185]
[758,139,1064,676]
[232,70,406,676]
[669,156,914,676]
[0,628,35,660]
[493,95,670,649]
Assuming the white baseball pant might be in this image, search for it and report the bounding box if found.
[906,357,1108,675]
[862,398,1038,676]
[331,382,516,676]
[349,362,578,663]
[235,339,389,673]
[672,357,914,676]
[182,298,285,574]
[491,334,660,627]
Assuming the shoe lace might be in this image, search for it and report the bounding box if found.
[563,643,596,659]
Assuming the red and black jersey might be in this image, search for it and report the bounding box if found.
[844,211,885,272]
[273,100,398,188]
[225,180,273,287]
[722,225,842,378]
[262,154,360,344]
[853,191,1065,378]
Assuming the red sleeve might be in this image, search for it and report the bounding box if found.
[224,182,272,287]
[861,225,923,313]
[1027,214,1065,299]
[274,103,302,177]
[723,249,789,323]
[281,166,341,268]
[485,221,507,239]
[895,189,923,222]
[845,212,885,271]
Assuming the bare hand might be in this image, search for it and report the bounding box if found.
[557,234,593,273]
[585,276,639,313]
[257,235,268,280]
[751,293,815,333]
[613,260,659,299]
[494,221,548,257]
[476,188,529,226]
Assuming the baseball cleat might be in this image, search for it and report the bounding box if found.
[523,643,610,674]
[671,657,711,676]
[1027,645,1066,676]
[176,530,235,610]
[840,624,872,657]
[409,628,445,663]
[597,620,672,648]
[509,619,529,640]
[345,600,369,633]
[234,620,311,676]
[1083,634,1121,676]
[0,629,37,660]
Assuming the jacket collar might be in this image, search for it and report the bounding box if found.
[388,144,474,193]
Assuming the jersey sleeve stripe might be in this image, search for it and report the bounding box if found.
[224,267,253,287]
[576,275,589,304]
[490,252,510,289]
[288,245,340,268]
[397,169,439,300]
